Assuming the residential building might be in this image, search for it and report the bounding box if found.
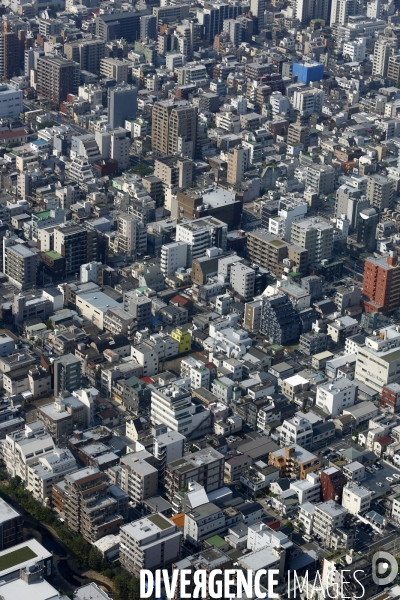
[164,447,224,503]
[280,414,313,449]
[64,39,105,74]
[354,326,400,392]
[120,514,182,576]
[184,503,226,547]
[260,292,301,345]
[124,290,152,329]
[151,100,197,159]
[160,242,188,276]
[3,239,38,291]
[108,85,137,128]
[100,57,129,83]
[36,56,79,104]
[26,448,77,504]
[320,466,347,502]
[230,263,255,301]
[268,445,321,480]
[2,422,55,482]
[312,500,348,541]
[64,467,125,542]
[53,354,82,397]
[315,378,357,417]
[366,173,394,211]
[120,452,158,504]
[341,483,372,515]
[290,218,333,265]
[362,251,400,315]
[176,217,228,265]
[151,383,211,441]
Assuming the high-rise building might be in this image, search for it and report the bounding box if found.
[100,57,129,83]
[230,263,255,301]
[176,216,227,264]
[123,290,152,329]
[355,326,400,392]
[65,467,125,542]
[140,15,157,40]
[227,146,249,185]
[362,250,400,315]
[372,38,396,77]
[290,218,333,265]
[54,224,98,278]
[3,237,38,291]
[160,241,188,276]
[250,0,265,30]
[0,499,23,551]
[95,10,151,42]
[0,26,21,80]
[330,0,360,25]
[36,56,79,104]
[357,207,379,252]
[64,39,105,74]
[53,354,82,397]
[260,292,301,345]
[119,453,158,504]
[366,173,394,211]
[196,4,243,43]
[108,84,137,128]
[287,118,310,149]
[151,100,197,159]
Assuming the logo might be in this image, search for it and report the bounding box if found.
[372,551,398,586]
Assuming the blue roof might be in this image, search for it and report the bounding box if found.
[31,139,49,147]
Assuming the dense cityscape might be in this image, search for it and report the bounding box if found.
[1,0,400,599]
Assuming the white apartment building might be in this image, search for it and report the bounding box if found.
[280,414,313,448]
[290,473,321,504]
[120,452,158,504]
[315,378,357,417]
[247,522,293,551]
[153,430,184,482]
[313,500,348,541]
[184,502,226,547]
[230,263,255,301]
[180,356,211,389]
[341,483,372,515]
[298,502,315,534]
[151,383,211,438]
[355,326,400,392]
[176,217,228,264]
[1,422,55,482]
[120,514,182,576]
[270,91,290,117]
[160,241,188,276]
[269,198,308,242]
[110,129,130,170]
[343,38,366,62]
[100,57,129,83]
[292,88,325,117]
[26,448,77,504]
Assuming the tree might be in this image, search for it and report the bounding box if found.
[38,120,55,130]
[88,546,103,571]
[45,318,54,330]
[113,573,130,600]
[128,576,143,600]
[130,162,153,177]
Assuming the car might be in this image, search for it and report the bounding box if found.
[377,482,383,487]
[393,474,400,479]
[387,477,394,482]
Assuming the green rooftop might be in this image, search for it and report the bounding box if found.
[148,514,172,530]
[269,239,285,247]
[0,546,37,571]
[35,210,51,221]
[383,349,400,363]
[45,251,63,260]
[206,535,226,548]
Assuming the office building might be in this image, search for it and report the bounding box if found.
[100,57,129,83]
[36,56,79,104]
[3,239,37,291]
[140,15,157,40]
[53,354,82,397]
[176,217,227,265]
[362,251,400,315]
[108,85,137,129]
[54,224,97,278]
[151,100,197,159]
[95,10,151,42]
[291,218,333,265]
[120,514,182,575]
[65,467,125,542]
[357,207,379,252]
[0,499,23,550]
[164,447,224,502]
[366,174,394,211]
[64,39,105,74]
[0,85,22,118]
[0,27,20,81]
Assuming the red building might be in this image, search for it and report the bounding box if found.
[362,251,400,315]
[320,466,347,502]
[381,383,400,413]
